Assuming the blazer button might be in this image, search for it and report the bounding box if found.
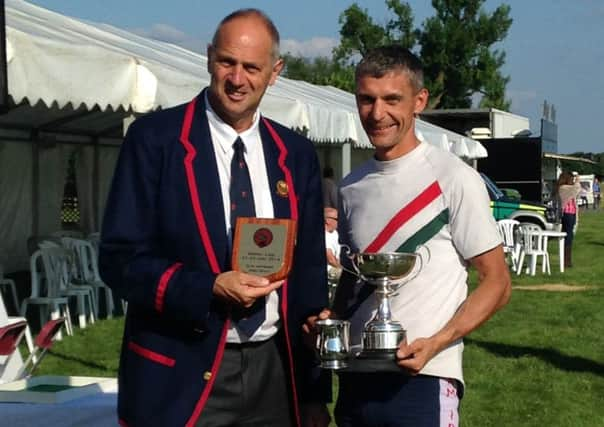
[203,371,212,381]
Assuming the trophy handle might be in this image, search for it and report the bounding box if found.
[416,244,431,266]
[339,244,362,280]
[393,245,430,290]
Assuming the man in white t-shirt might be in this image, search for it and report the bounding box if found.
[329,46,511,427]
[324,207,341,269]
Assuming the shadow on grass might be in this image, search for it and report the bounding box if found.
[47,350,110,371]
[466,338,604,377]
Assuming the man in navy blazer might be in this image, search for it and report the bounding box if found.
[100,9,330,427]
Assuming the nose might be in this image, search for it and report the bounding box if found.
[227,64,244,86]
[370,99,385,121]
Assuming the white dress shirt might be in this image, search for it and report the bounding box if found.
[205,93,279,343]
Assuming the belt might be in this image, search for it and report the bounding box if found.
[225,336,274,350]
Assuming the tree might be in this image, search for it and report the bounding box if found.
[417,0,512,109]
[281,54,355,92]
[282,0,513,111]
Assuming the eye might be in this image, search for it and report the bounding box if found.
[244,64,260,73]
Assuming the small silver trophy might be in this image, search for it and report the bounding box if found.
[351,251,423,358]
[315,319,351,369]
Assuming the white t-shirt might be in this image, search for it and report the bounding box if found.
[325,229,341,260]
[338,142,501,384]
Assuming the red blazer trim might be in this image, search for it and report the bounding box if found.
[179,97,231,425]
[262,118,299,220]
[179,97,221,275]
[365,181,442,252]
[118,419,129,427]
[128,341,176,367]
[186,319,230,427]
[262,117,301,427]
[155,262,183,313]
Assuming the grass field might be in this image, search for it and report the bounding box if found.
[27,210,604,426]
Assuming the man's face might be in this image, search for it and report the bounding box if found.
[207,16,283,132]
[356,70,428,160]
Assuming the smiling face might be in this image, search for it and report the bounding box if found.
[207,14,283,132]
[356,69,428,161]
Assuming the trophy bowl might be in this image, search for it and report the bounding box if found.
[356,252,417,288]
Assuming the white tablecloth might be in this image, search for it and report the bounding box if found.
[0,384,118,427]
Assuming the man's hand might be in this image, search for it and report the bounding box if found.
[395,337,440,375]
[302,309,331,350]
[213,271,283,307]
[301,402,331,427]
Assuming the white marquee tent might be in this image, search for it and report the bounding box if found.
[0,0,487,272]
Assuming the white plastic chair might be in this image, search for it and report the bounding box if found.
[0,276,19,316]
[38,243,96,329]
[496,219,521,272]
[516,225,551,276]
[20,250,74,339]
[62,237,115,319]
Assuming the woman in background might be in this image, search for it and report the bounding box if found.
[557,172,581,267]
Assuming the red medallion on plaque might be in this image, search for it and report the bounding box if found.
[253,227,273,248]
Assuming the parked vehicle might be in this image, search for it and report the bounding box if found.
[481,173,556,230]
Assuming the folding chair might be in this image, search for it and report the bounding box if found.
[0,320,29,383]
[15,318,65,380]
[0,320,28,358]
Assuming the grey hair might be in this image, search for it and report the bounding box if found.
[356,45,424,92]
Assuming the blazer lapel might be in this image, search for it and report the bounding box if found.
[260,120,292,220]
[182,92,229,271]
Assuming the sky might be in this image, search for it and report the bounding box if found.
[23,0,604,154]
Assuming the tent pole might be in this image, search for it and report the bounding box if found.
[31,130,39,236]
[92,136,100,232]
[341,141,351,178]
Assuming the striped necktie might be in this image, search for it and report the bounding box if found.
[230,137,265,337]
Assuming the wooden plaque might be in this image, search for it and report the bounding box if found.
[231,217,297,281]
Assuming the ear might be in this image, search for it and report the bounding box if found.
[268,58,285,85]
[414,88,429,115]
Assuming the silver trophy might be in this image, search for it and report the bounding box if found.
[315,319,351,369]
[351,251,424,358]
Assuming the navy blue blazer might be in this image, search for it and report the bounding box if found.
[99,91,329,427]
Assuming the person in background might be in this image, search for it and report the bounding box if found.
[578,184,589,210]
[593,177,601,210]
[330,45,511,427]
[557,171,581,267]
[322,166,338,209]
[324,207,342,306]
[99,9,330,427]
[324,207,341,269]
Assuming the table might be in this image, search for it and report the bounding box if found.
[539,230,567,273]
[0,383,118,426]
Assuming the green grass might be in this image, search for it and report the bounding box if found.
[28,211,604,426]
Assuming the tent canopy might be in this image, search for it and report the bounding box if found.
[3,0,487,157]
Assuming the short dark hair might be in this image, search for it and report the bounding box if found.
[212,9,280,59]
[355,45,424,92]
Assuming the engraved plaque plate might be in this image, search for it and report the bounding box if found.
[231,217,297,281]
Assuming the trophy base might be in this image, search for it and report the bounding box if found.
[362,328,406,352]
[319,360,349,370]
[341,351,405,373]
